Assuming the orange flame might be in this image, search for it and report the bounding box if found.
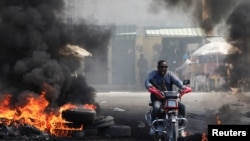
[216,114,221,125]
[201,132,208,141]
[200,114,221,141]
[0,91,96,137]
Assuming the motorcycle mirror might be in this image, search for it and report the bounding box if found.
[183,79,190,85]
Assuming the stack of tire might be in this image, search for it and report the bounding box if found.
[62,108,131,138]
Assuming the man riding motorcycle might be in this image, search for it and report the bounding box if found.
[144,60,191,136]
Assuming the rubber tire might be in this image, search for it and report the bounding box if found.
[153,134,166,141]
[84,128,99,136]
[71,130,85,138]
[166,121,176,141]
[62,108,96,125]
[88,116,115,129]
[93,116,114,125]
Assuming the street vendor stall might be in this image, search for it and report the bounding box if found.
[190,41,241,91]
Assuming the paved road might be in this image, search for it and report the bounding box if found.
[86,91,250,141]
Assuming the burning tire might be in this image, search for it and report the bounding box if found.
[62,108,97,125]
[99,125,131,137]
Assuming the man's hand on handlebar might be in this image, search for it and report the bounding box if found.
[180,86,192,98]
[148,86,164,99]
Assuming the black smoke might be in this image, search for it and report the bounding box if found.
[225,0,250,89]
[148,0,199,27]
[0,0,112,111]
[148,0,250,90]
[149,0,241,34]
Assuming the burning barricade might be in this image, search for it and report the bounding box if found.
[0,91,97,140]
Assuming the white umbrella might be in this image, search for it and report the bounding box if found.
[191,42,241,68]
[191,42,241,57]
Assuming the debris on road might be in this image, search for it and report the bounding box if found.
[113,107,126,112]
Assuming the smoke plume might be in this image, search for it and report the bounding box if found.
[225,0,250,88]
[150,0,250,89]
[0,0,112,111]
[148,0,199,27]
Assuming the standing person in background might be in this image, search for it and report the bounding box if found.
[137,53,149,88]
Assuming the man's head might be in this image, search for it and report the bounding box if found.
[157,60,168,76]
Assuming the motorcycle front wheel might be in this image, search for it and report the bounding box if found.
[153,134,165,141]
[153,123,166,141]
[165,121,178,141]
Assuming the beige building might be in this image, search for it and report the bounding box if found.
[92,26,207,91]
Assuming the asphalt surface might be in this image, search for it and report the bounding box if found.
[78,91,250,141]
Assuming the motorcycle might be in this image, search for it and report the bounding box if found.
[145,79,192,141]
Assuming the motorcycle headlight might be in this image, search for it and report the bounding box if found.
[164,99,178,108]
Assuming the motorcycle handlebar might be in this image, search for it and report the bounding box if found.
[160,87,192,98]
